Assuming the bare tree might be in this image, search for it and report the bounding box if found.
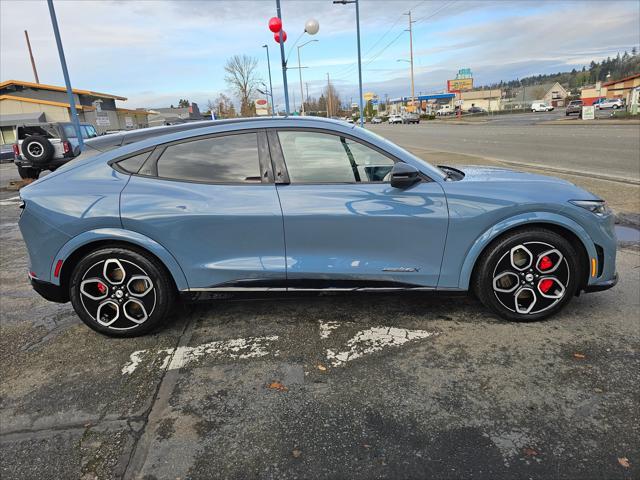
[224,55,259,117]
[212,93,236,118]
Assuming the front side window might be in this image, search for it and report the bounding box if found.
[156,132,260,183]
[277,131,394,183]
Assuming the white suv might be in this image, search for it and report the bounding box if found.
[594,98,624,110]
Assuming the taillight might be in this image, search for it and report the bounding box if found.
[12,144,19,156]
[63,141,71,154]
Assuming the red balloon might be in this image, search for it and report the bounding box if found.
[268,17,282,33]
[274,30,287,43]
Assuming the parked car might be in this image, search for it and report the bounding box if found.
[18,117,617,336]
[436,105,453,116]
[388,114,403,124]
[371,117,382,124]
[593,97,624,110]
[0,144,15,163]
[565,100,583,116]
[13,122,99,179]
[402,113,420,124]
[531,102,554,112]
[467,106,486,114]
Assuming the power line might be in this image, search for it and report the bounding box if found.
[331,0,454,81]
[330,0,428,79]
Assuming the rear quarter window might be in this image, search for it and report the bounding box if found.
[115,151,152,174]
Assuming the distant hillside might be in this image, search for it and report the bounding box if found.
[480,48,639,92]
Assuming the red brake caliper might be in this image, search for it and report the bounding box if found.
[539,279,554,294]
[538,255,553,271]
[97,282,107,294]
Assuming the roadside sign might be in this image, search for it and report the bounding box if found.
[582,105,595,120]
[448,78,473,92]
[124,116,133,128]
[255,98,269,116]
[96,112,110,126]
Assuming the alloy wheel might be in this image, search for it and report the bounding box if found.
[492,241,570,315]
[79,258,156,331]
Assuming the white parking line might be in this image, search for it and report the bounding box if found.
[122,335,280,374]
[326,326,438,367]
[0,196,21,206]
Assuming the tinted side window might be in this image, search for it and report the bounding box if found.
[117,151,151,174]
[277,131,393,183]
[156,133,260,183]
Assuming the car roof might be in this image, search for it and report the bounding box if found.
[84,116,354,152]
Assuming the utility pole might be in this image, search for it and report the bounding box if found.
[333,0,364,127]
[24,30,39,84]
[405,11,415,113]
[305,82,309,106]
[326,72,332,118]
[47,0,83,149]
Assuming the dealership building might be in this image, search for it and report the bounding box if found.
[0,79,150,144]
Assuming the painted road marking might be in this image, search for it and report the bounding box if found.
[122,335,279,374]
[121,324,440,375]
[0,196,21,206]
[326,326,438,367]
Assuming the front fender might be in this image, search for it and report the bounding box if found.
[51,228,189,290]
[456,212,596,290]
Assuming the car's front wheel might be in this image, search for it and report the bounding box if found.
[473,228,580,321]
[69,247,175,336]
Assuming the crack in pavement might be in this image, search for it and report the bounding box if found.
[122,316,196,479]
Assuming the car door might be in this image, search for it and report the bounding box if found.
[120,129,286,290]
[269,128,448,289]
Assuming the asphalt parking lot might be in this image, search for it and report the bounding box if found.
[1,121,639,479]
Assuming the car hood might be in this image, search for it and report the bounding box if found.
[453,165,575,185]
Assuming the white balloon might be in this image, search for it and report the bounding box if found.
[305,18,319,35]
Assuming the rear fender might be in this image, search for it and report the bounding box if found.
[51,228,189,290]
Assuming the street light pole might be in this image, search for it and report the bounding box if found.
[263,44,275,116]
[297,39,318,116]
[275,0,290,115]
[334,0,364,127]
[46,0,83,149]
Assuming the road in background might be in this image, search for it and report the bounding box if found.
[371,121,640,182]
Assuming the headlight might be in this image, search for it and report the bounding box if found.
[569,200,609,216]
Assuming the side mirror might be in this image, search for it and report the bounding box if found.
[390,162,421,189]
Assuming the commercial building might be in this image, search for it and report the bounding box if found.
[146,103,203,127]
[580,74,640,106]
[460,88,503,111]
[0,79,150,144]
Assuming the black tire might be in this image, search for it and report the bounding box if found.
[613,105,619,109]
[17,165,41,179]
[69,247,176,337]
[21,136,54,164]
[472,228,581,322]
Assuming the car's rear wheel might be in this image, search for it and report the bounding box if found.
[473,228,580,321]
[69,247,175,337]
[17,165,40,179]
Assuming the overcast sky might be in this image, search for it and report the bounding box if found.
[1,0,639,110]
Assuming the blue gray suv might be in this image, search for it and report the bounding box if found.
[18,117,617,336]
